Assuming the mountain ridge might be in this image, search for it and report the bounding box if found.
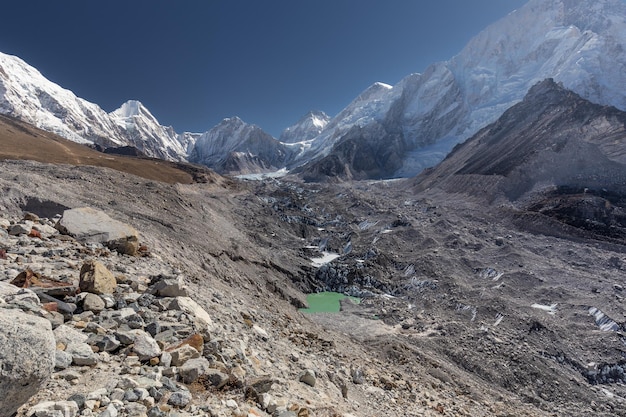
[2,0,626,179]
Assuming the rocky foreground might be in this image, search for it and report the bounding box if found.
[0,198,490,417]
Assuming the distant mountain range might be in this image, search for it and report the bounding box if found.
[1,0,626,179]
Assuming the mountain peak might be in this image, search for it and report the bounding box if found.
[280,110,330,143]
[111,100,148,118]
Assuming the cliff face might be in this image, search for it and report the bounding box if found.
[415,79,626,244]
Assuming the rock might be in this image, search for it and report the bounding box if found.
[130,330,162,361]
[54,324,88,346]
[351,367,365,384]
[99,404,119,417]
[66,342,99,366]
[54,350,73,370]
[9,222,32,236]
[0,281,41,310]
[55,207,139,255]
[252,325,269,340]
[299,369,316,387]
[123,402,147,417]
[204,368,230,389]
[93,335,122,352]
[83,293,106,313]
[169,345,200,367]
[0,310,56,417]
[151,276,189,297]
[168,390,192,408]
[247,376,275,396]
[26,401,79,417]
[79,261,117,295]
[171,297,214,335]
[178,357,212,384]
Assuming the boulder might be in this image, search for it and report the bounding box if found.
[179,357,212,384]
[82,293,106,313]
[130,330,161,361]
[169,345,200,367]
[0,309,56,417]
[171,297,214,335]
[55,207,139,255]
[79,261,117,295]
[299,369,316,387]
[25,401,79,417]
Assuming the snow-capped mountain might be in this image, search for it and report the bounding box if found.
[189,117,295,174]
[298,0,626,180]
[279,111,330,143]
[109,100,190,161]
[3,0,626,179]
[0,51,193,161]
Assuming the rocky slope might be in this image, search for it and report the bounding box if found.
[414,78,626,245]
[3,148,626,416]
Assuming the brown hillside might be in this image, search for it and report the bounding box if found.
[0,114,221,185]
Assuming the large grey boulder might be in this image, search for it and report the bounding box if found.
[0,309,56,417]
[55,207,139,255]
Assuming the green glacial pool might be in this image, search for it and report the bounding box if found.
[299,292,360,313]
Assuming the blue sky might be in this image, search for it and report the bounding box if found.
[0,1,527,136]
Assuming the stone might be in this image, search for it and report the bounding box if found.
[79,261,117,295]
[168,390,192,408]
[66,342,99,366]
[123,402,147,417]
[54,324,89,346]
[25,401,79,417]
[99,404,118,417]
[171,297,214,335]
[94,335,121,352]
[299,369,316,387]
[204,368,230,389]
[83,293,106,313]
[0,310,56,417]
[55,207,139,255]
[252,325,269,340]
[8,222,32,236]
[178,357,212,384]
[151,276,189,297]
[54,350,73,370]
[169,345,200,367]
[0,281,41,310]
[130,330,162,361]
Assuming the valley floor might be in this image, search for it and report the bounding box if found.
[1,159,625,416]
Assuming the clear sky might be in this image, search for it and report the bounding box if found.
[0,1,527,136]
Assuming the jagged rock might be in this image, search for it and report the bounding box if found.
[351,367,365,384]
[65,341,99,366]
[178,357,212,384]
[25,400,79,417]
[54,324,89,346]
[8,221,33,236]
[79,261,117,295]
[99,404,119,417]
[55,207,139,255]
[168,390,192,407]
[252,324,269,340]
[130,330,161,361]
[169,344,200,367]
[54,350,73,370]
[170,297,214,335]
[0,281,40,311]
[0,309,56,417]
[299,369,316,387]
[151,276,189,297]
